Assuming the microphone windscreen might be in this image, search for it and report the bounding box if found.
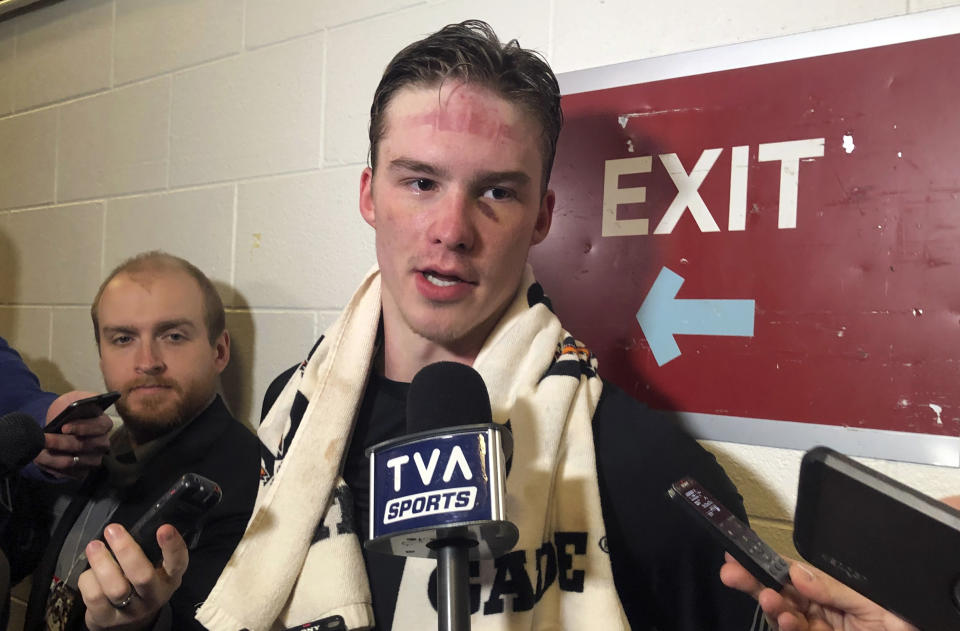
[406,362,492,433]
[0,412,45,476]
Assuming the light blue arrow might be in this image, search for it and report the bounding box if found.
[636,267,755,366]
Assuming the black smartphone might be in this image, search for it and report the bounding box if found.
[794,446,960,630]
[128,473,222,566]
[668,476,790,590]
[44,391,120,433]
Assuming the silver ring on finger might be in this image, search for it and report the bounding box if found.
[110,584,137,609]
[72,455,80,466]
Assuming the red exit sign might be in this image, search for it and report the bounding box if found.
[532,14,960,462]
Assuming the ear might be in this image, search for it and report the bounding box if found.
[530,189,555,245]
[213,330,230,374]
[359,167,376,228]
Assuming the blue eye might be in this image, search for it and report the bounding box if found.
[162,331,188,343]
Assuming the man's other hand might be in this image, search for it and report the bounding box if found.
[721,496,960,630]
[720,552,917,631]
[78,523,189,631]
[37,391,112,478]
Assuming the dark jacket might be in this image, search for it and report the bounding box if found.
[23,395,260,631]
[0,335,56,432]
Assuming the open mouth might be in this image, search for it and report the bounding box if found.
[423,271,462,287]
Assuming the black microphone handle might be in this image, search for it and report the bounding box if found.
[437,543,471,631]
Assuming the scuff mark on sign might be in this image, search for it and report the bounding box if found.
[842,134,855,154]
[618,108,705,128]
[929,403,943,425]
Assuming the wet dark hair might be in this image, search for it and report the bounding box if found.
[368,20,563,190]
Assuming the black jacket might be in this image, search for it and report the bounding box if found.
[23,395,260,631]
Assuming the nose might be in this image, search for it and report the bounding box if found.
[427,189,475,252]
[135,340,164,375]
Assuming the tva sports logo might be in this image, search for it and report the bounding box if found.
[384,486,476,524]
[369,429,501,538]
[381,442,479,524]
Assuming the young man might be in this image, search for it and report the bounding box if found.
[22,252,259,631]
[198,21,759,631]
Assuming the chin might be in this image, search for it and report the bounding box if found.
[117,392,189,439]
[119,406,183,442]
[123,416,184,444]
[411,317,484,350]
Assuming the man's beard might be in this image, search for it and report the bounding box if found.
[116,377,213,445]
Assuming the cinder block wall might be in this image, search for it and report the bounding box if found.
[2,0,959,627]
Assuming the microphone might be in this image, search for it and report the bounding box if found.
[365,362,517,631]
[0,413,45,477]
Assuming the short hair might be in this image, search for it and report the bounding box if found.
[368,20,563,190]
[91,251,225,347]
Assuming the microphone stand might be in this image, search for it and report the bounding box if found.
[437,543,471,631]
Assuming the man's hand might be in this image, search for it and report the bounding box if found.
[37,391,112,478]
[78,523,189,631]
[720,552,916,631]
[721,496,960,631]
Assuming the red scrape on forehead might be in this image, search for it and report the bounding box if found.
[401,86,521,143]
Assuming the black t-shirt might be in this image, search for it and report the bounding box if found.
[264,369,757,631]
[344,373,409,631]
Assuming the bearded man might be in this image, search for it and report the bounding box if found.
[22,251,259,631]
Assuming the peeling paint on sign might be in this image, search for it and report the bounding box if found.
[842,134,855,153]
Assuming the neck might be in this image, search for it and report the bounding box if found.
[380,320,481,383]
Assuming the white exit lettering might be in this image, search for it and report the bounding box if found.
[601,138,825,237]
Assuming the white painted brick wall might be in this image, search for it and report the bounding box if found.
[10,0,112,110]
[169,33,325,186]
[234,168,374,309]
[0,21,14,115]
[50,306,102,394]
[244,0,423,49]
[103,186,236,295]
[0,110,57,209]
[0,306,51,365]
[3,1,960,627]
[221,308,317,427]
[1,203,104,304]
[114,0,243,85]
[58,78,171,202]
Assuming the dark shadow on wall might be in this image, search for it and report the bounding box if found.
[218,284,256,432]
[0,227,73,394]
[0,227,18,304]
